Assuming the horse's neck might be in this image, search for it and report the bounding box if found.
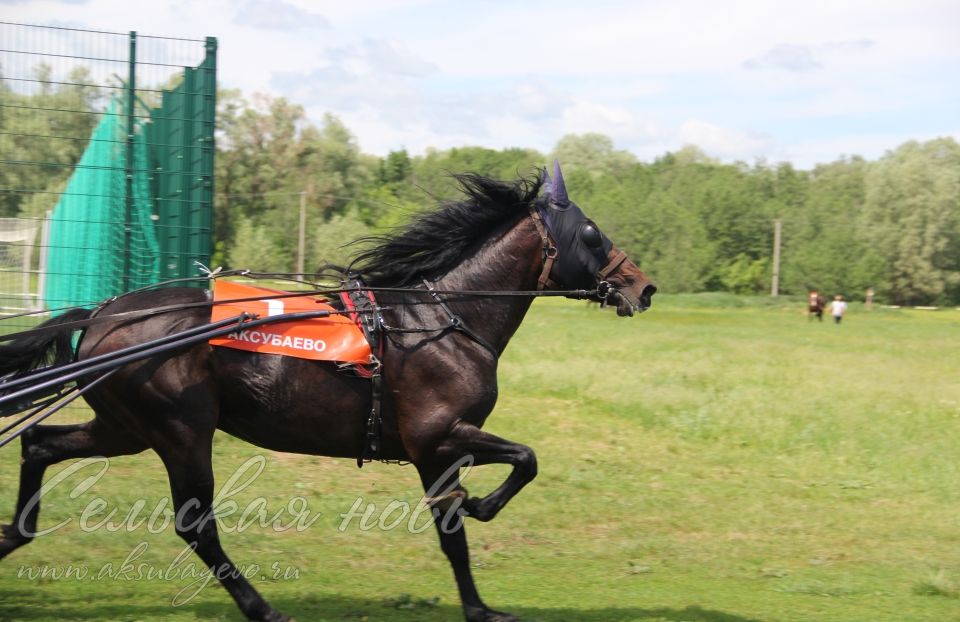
[436,216,542,356]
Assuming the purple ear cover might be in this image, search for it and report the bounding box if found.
[552,159,568,204]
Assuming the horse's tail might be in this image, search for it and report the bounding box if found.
[0,308,92,380]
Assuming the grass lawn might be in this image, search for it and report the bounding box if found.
[0,294,958,621]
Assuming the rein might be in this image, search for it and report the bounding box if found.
[0,202,625,346]
[0,283,599,344]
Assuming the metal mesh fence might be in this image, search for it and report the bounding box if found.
[0,22,216,330]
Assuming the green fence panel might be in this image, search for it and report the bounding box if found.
[43,100,160,310]
[34,31,217,312]
[148,38,216,282]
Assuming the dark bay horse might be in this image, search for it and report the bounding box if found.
[0,163,655,622]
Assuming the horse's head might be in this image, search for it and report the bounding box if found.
[535,160,656,316]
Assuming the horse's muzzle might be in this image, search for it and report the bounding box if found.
[613,283,656,317]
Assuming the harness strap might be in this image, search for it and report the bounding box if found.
[598,248,629,281]
[360,373,383,468]
[593,248,630,306]
[339,281,387,468]
[528,206,559,291]
[423,279,499,359]
[340,284,384,378]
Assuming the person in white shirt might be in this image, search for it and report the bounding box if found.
[830,294,848,325]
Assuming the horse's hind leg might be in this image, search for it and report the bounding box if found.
[0,418,148,558]
[153,427,289,622]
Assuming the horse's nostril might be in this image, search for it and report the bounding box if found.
[640,284,657,308]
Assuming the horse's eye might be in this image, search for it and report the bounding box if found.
[580,223,603,248]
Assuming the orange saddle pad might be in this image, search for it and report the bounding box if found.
[208,280,372,364]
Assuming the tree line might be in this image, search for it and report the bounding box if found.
[214,92,959,306]
[3,75,958,305]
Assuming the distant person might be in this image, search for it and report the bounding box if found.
[830,294,848,325]
[865,288,875,310]
[808,290,825,321]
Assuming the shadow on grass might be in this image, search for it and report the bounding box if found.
[0,588,766,622]
[511,606,764,622]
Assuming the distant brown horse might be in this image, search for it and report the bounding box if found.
[808,290,825,321]
[0,163,655,622]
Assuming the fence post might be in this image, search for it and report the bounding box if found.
[123,30,137,291]
[199,37,217,275]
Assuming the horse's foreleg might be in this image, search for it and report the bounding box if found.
[157,433,290,622]
[0,420,147,559]
[432,422,537,523]
[416,464,518,622]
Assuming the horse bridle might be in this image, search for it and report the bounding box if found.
[528,205,627,303]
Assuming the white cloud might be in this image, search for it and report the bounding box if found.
[326,38,435,78]
[233,0,330,31]
[743,44,824,72]
[562,101,662,145]
[679,120,773,161]
[785,129,960,168]
[2,0,957,168]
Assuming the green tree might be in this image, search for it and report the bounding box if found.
[861,138,960,304]
[550,133,637,178]
[647,149,774,292]
[780,156,868,298]
[0,64,103,217]
[214,93,370,271]
[630,189,714,292]
[380,149,412,184]
[412,146,544,203]
[206,89,959,304]
[228,215,287,272]
[720,253,770,294]
[309,208,372,270]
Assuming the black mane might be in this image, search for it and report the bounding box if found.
[348,172,544,287]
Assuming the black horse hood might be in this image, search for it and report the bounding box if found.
[537,161,614,289]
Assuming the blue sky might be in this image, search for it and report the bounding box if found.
[5,0,959,168]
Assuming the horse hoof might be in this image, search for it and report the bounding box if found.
[462,498,495,522]
[0,539,20,560]
[465,606,518,622]
[259,609,292,622]
[0,524,31,560]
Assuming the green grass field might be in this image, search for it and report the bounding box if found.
[1,294,958,622]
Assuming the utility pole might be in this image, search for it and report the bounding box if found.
[771,218,782,297]
[296,191,306,275]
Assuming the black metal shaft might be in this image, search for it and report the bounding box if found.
[0,313,249,395]
[0,310,336,411]
[0,370,118,450]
